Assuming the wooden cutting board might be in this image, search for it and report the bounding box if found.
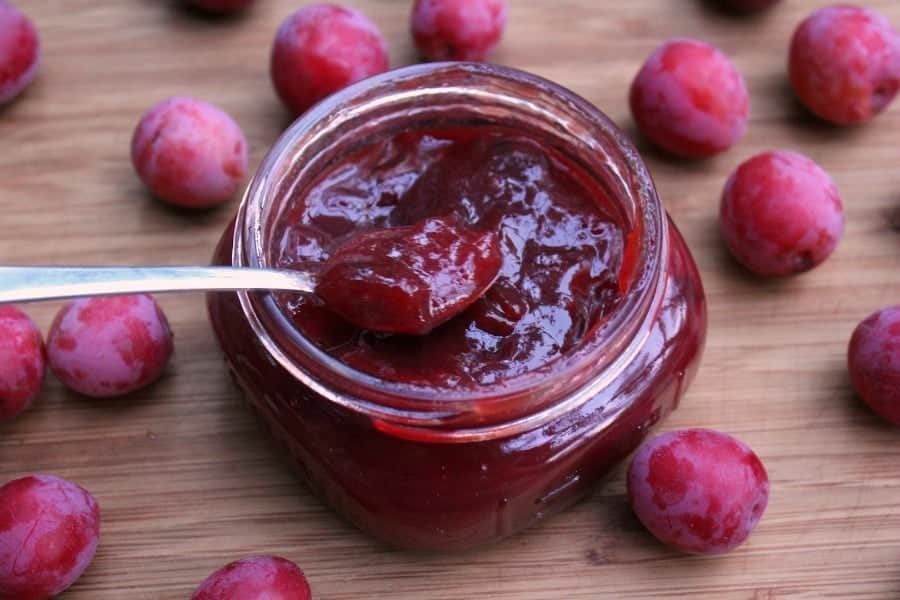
[3,1,900,598]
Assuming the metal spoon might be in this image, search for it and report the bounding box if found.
[0,266,316,304]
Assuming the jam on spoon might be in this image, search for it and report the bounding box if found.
[315,216,502,335]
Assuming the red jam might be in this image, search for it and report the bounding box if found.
[208,63,707,550]
[277,129,627,386]
[315,215,503,336]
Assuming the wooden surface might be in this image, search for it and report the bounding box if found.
[2,1,900,598]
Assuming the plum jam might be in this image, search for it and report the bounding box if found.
[278,128,627,384]
[315,215,504,336]
[208,63,707,550]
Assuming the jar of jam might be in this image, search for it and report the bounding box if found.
[208,63,707,551]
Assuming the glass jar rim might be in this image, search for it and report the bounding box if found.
[233,62,668,440]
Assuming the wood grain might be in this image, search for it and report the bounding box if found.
[2,1,900,598]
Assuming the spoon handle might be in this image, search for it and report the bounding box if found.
[0,266,316,304]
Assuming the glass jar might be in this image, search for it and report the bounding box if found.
[208,63,707,551]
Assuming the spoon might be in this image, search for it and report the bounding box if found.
[0,265,316,304]
[0,220,500,336]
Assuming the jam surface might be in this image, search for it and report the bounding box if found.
[275,129,627,388]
